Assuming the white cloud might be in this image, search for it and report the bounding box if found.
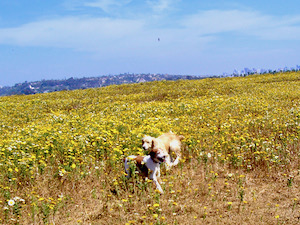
[0,8,299,58]
[182,9,300,40]
[147,0,179,13]
[83,0,132,12]
[183,10,263,34]
[63,0,132,13]
[0,17,144,51]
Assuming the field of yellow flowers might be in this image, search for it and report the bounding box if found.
[0,72,299,224]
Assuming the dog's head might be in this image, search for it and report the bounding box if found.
[149,140,167,164]
[142,135,155,150]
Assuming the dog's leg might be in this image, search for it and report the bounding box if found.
[156,166,161,178]
[172,154,180,166]
[124,158,129,178]
[166,154,180,167]
[168,140,182,167]
[124,158,131,178]
[149,169,164,193]
[164,155,172,170]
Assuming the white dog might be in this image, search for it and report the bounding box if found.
[142,132,184,170]
[124,140,167,193]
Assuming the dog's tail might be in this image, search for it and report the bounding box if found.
[178,135,185,141]
[169,131,184,141]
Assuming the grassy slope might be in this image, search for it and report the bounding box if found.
[0,72,299,224]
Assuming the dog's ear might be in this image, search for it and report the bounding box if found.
[178,135,185,140]
[151,139,159,150]
[150,149,156,158]
[151,140,156,149]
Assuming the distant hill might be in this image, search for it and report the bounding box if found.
[0,73,203,96]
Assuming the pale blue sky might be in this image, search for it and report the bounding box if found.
[0,0,299,86]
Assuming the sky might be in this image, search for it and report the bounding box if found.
[0,0,300,86]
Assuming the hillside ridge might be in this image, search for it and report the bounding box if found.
[0,73,203,96]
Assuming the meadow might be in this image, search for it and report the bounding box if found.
[0,72,299,224]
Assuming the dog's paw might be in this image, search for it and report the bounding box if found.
[155,189,164,194]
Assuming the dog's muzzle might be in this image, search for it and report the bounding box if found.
[157,155,166,164]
